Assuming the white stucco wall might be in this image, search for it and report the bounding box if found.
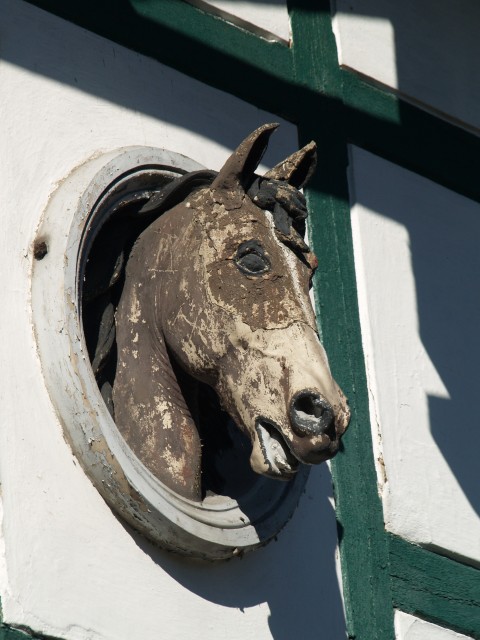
[333,0,480,132]
[349,145,480,565]
[395,612,473,640]
[0,1,345,638]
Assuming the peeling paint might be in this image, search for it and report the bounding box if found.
[113,125,350,500]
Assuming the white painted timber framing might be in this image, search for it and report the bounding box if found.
[333,0,480,132]
[0,1,346,638]
[188,0,291,42]
[349,145,480,565]
[395,611,473,639]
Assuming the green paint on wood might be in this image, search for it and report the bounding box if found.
[4,3,480,639]
[23,0,296,120]
[24,0,480,204]
[390,535,480,639]
[0,625,61,639]
[342,69,480,204]
[288,4,395,639]
[0,630,32,640]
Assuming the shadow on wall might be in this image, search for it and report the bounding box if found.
[335,0,480,133]
[7,0,423,203]
[1,0,298,166]
[351,148,480,523]
[334,0,480,532]
[125,465,346,639]
[394,191,480,521]
[0,2,345,637]
[7,0,478,629]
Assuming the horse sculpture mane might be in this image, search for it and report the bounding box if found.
[100,124,350,502]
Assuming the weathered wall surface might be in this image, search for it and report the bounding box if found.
[349,145,480,568]
[332,6,480,637]
[0,1,345,639]
[3,1,479,638]
[334,0,480,132]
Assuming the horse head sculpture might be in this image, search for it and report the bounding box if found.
[112,124,350,501]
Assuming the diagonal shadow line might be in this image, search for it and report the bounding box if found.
[18,0,480,522]
[16,0,480,205]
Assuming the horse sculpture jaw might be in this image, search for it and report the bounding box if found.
[253,407,345,480]
[255,419,300,479]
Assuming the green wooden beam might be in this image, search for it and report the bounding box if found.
[288,4,396,639]
[0,629,33,640]
[24,0,480,206]
[389,534,480,639]
[342,69,480,204]
[0,625,60,640]
[24,0,296,120]
[9,4,480,640]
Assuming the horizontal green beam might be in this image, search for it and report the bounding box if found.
[14,8,480,640]
[131,0,293,85]
[0,625,59,640]
[389,534,480,639]
[0,629,32,640]
[24,0,295,119]
[23,1,480,207]
[342,69,480,203]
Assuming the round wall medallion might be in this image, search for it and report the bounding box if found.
[31,147,309,560]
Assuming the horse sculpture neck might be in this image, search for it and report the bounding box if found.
[113,206,203,500]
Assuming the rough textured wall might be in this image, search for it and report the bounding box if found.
[350,146,480,567]
[334,0,480,133]
[0,2,345,639]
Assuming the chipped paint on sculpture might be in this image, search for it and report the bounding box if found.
[113,124,350,501]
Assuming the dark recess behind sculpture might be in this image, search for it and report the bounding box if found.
[81,176,259,500]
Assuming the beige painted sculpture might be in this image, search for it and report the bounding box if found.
[112,124,350,501]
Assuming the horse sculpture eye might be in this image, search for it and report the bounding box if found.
[235,240,270,275]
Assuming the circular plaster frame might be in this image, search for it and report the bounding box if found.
[31,146,309,560]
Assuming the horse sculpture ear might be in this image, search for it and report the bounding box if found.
[211,122,279,192]
[264,140,317,189]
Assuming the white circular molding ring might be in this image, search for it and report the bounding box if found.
[31,147,309,560]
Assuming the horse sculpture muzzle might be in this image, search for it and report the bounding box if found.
[214,315,350,480]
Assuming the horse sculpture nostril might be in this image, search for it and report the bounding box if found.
[290,391,335,438]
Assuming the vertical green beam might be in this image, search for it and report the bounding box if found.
[288,4,395,638]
